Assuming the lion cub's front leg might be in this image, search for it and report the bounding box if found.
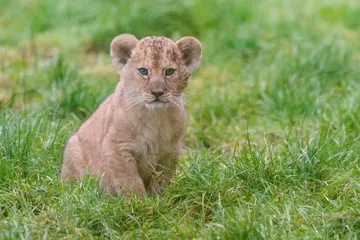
[147,157,178,196]
[101,142,146,197]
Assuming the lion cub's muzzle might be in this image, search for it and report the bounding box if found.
[143,91,172,108]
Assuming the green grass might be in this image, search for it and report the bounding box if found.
[1,0,360,238]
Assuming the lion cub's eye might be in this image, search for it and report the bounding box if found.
[138,68,149,76]
[164,68,175,76]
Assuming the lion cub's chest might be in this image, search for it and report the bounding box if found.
[134,111,182,173]
[136,115,174,160]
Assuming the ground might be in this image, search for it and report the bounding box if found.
[1,0,360,239]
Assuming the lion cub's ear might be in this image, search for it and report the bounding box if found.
[110,34,139,73]
[176,37,202,73]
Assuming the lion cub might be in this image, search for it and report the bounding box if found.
[61,34,202,197]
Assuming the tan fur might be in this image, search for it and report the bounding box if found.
[61,34,202,197]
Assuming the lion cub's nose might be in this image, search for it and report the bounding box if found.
[151,91,164,98]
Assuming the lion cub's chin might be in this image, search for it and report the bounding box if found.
[145,100,169,109]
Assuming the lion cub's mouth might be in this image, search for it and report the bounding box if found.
[153,99,166,103]
[145,99,169,108]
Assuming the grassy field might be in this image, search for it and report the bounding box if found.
[1,0,360,238]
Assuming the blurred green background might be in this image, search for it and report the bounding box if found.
[1,0,360,239]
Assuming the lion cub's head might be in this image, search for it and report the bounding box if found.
[110,34,202,109]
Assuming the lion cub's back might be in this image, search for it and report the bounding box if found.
[61,94,114,180]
